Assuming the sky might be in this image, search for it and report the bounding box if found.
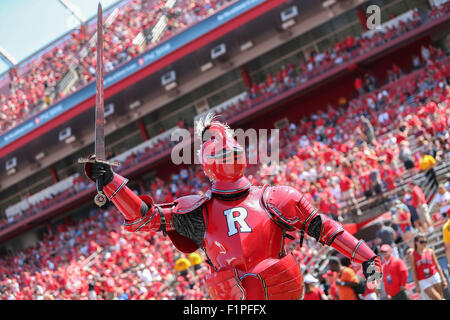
[0,0,121,75]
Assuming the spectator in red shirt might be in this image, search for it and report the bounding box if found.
[408,233,447,300]
[380,161,396,191]
[318,192,332,216]
[410,181,433,233]
[346,35,356,52]
[358,165,372,199]
[339,173,362,216]
[354,77,364,96]
[380,244,410,300]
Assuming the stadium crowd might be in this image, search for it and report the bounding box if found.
[0,3,450,300]
[3,0,450,224]
[0,42,449,299]
[0,1,449,135]
[3,35,449,231]
[0,0,238,134]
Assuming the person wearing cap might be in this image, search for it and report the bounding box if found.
[303,273,328,300]
[375,220,399,258]
[189,252,203,271]
[328,256,359,300]
[380,244,409,300]
[174,257,191,279]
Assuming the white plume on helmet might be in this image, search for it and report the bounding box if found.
[194,112,234,162]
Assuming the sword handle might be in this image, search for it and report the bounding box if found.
[78,155,119,207]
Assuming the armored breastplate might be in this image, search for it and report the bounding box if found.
[202,186,285,273]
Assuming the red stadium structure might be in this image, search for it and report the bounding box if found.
[0,0,449,301]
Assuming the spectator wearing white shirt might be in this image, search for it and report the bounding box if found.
[412,54,421,69]
[444,173,450,192]
[434,184,450,218]
[314,52,326,65]
[334,55,344,65]
[289,122,297,133]
[139,264,153,285]
[378,110,389,126]
[299,135,310,149]
[377,90,389,103]
[330,180,342,205]
[421,45,430,61]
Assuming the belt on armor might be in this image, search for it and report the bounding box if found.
[205,254,304,300]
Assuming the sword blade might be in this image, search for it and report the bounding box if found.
[94,3,105,161]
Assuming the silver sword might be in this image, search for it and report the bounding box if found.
[78,3,119,207]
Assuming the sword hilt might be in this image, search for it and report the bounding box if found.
[78,157,120,167]
[77,155,120,207]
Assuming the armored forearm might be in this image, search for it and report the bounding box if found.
[103,174,173,233]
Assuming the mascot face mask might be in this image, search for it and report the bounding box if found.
[200,122,246,182]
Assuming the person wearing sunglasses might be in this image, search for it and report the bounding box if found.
[407,233,447,300]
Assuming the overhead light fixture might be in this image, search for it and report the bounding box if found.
[7,168,16,176]
[240,41,253,52]
[35,152,45,161]
[322,0,337,8]
[200,62,213,72]
[282,19,295,29]
[129,100,141,110]
[65,136,76,144]
[165,82,178,91]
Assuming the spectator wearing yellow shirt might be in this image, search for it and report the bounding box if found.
[175,257,191,279]
[189,252,203,271]
[419,154,436,171]
[328,256,360,300]
[443,216,450,275]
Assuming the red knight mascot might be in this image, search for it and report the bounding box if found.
[84,114,382,300]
